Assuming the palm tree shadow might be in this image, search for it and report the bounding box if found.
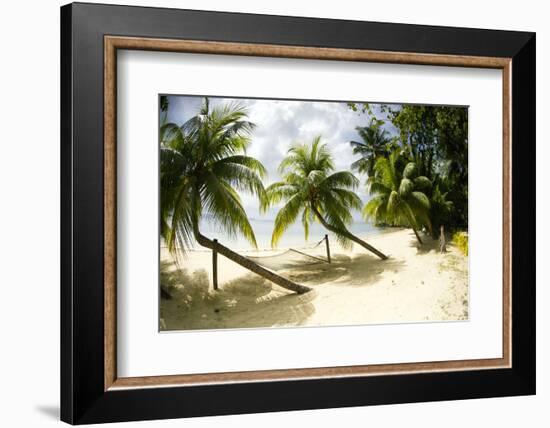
[408,234,439,255]
[160,261,316,331]
[160,252,406,330]
[160,260,211,302]
[283,253,406,287]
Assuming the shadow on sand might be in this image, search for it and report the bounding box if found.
[160,250,406,331]
[160,261,316,331]
[284,253,406,287]
[408,232,440,255]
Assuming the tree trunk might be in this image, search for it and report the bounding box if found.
[324,234,331,264]
[412,228,423,245]
[160,287,172,300]
[312,208,388,260]
[439,225,447,253]
[194,231,311,294]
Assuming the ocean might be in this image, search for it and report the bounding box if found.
[198,218,382,251]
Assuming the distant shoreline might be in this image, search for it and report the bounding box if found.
[174,221,391,252]
[162,225,398,254]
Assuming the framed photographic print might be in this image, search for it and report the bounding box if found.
[60,2,535,424]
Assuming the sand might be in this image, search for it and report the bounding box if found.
[160,228,468,331]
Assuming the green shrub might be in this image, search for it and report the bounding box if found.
[452,231,468,256]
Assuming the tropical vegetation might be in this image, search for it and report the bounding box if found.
[349,118,396,176]
[452,231,469,256]
[160,97,265,252]
[349,103,468,243]
[159,95,468,297]
[364,150,432,244]
[263,136,387,259]
[160,97,311,293]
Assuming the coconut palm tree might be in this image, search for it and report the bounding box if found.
[349,119,394,176]
[263,136,387,260]
[363,150,432,244]
[161,98,310,294]
[429,181,454,239]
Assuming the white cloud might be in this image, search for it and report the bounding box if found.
[165,95,383,220]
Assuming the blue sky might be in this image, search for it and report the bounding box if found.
[163,95,398,221]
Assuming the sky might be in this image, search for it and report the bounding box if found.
[163,95,398,222]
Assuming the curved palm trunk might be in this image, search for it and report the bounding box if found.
[194,231,311,294]
[311,208,388,260]
[412,228,423,245]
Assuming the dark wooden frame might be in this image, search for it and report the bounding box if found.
[104,35,513,388]
[61,2,535,424]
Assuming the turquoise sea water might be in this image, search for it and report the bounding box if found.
[198,218,382,251]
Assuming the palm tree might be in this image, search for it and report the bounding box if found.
[161,98,310,294]
[263,136,387,260]
[349,119,394,176]
[429,182,453,239]
[364,150,432,244]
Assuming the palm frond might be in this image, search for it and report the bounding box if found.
[413,176,432,191]
[329,188,363,211]
[262,181,300,212]
[403,162,417,179]
[270,136,362,247]
[160,98,266,254]
[271,193,305,247]
[398,178,414,197]
[321,171,359,190]
[365,149,432,236]
[201,171,258,247]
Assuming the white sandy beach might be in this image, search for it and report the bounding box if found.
[160,228,468,331]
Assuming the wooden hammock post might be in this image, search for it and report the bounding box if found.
[325,234,331,264]
[212,239,218,290]
[195,232,311,294]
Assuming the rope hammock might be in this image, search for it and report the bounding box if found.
[161,236,331,271]
[244,237,329,271]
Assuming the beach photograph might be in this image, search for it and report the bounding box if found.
[159,95,469,331]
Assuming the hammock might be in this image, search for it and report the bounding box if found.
[245,237,329,271]
[161,236,331,271]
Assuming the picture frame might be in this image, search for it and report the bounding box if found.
[60,2,535,424]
